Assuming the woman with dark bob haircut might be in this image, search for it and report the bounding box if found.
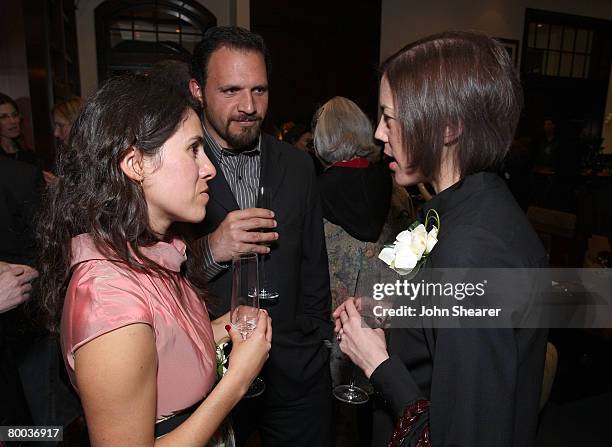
[38,74,271,446]
[333,31,548,446]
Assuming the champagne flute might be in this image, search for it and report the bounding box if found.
[231,253,266,398]
[333,270,371,405]
[257,186,279,303]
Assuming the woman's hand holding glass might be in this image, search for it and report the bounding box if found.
[225,309,272,396]
[333,298,389,379]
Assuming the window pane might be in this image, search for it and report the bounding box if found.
[559,53,573,77]
[110,20,132,30]
[546,51,560,76]
[585,56,591,77]
[134,31,156,42]
[563,28,576,52]
[587,31,593,53]
[110,29,128,48]
[536,24,550,49]
[572,54,585,78]
[158,23,180,34]
[158,32,180,44]
[575,29,588,54]
[528,22,536,47]
[549,26,562,51]
[134,20,155,32]
[525,48,543,74]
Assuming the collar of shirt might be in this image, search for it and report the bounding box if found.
[202,125,261,166]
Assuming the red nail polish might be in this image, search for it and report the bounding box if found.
[225,324,231,332]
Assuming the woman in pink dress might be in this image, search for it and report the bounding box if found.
[37,74,272,446]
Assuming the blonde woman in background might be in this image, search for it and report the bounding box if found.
[52,97,83,145]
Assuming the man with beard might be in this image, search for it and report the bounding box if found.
[189,27,332,446]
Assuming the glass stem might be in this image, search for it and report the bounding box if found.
[260,253,267,291]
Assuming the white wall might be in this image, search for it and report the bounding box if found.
[0,0,34,146]
[76,0,234,98]
[381,0,612,60]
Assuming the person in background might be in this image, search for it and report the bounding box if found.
[284,123,312,152]
[531,117,559,169]
[0,93,39,166]
[334,31,548,447]
[284,122,323,175]
[313,96,412,446]
[0,261,38,427]
[37,74,272,446]
[189,26,332,446]
[0,156,43,266]
[314,95,411,309]
[0,155,45,430]
[52,97,84,146]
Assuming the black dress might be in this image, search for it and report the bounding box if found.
[370,172,548,447]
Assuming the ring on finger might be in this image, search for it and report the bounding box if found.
[337,328,344,341]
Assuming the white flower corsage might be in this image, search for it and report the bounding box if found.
[216,342,229,379]
[378,209,440,276]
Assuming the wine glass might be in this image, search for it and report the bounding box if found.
[231,253,266,398]
[333,270,372,405]
[257,186,279,304]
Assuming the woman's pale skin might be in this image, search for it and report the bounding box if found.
[0,103,21,154]
[53,111,72,145]
[74,109,272,446]
[1,102,57,184]
[333,76,460,378]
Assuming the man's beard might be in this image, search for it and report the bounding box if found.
[207,111,262,151]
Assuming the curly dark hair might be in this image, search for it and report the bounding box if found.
[37,74,206,332]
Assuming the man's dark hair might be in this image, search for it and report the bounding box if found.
[191,26,271,89]
[380,31,523,180]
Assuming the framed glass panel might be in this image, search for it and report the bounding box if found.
[572,54,585,78]
[110,29,126,48]
[528,22,536,47]
[134,20,156,32]
[549,25,562,51]
[587,31,593,53]
[559,52,573,77]
[158,32,180,44]
[134,31,156,42]
[575,29,589,54]
[562,28,576,52]
[536,24,550,49]
[110,20,132,31]
[546,51,560,76]
[158,23,180,34]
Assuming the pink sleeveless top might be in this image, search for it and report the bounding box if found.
[61,234,217,421]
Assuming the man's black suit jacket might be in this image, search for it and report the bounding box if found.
[195,134,332,400]
[0,157,43,265]
[0,157,43,425]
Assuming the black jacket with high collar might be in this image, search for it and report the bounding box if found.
[370,172,549,447]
